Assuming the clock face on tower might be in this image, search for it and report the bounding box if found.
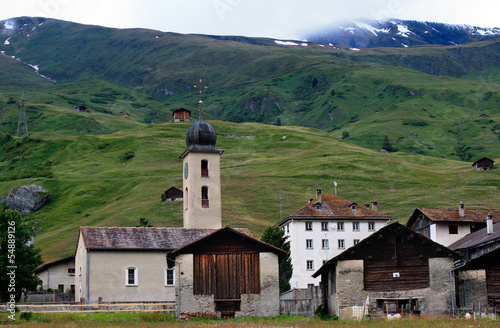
[184,163,188,179]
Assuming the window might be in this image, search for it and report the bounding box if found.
[58,284,64,292]
[368,222,375,231]
[337,222,344,231]
[306,239,313,249]
[306,260,314,271]
[185,187,188,210]
[307,283,314,289]
[321,239,329,249]
[305,222,312,231]
[449,225,458,234]
[165,268,175,286]
[68,268,75,276]
[126,267,138,286]
[353,239,360,245]
[338,239,345,249]
[201,160,209,177]
[201,186,209,207]
[286,224,289,233]
[321,222,328,231]
[353,222,360,231]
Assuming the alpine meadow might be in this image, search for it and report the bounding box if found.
[0,17,499,262]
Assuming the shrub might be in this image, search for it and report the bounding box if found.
[124,151,135,161]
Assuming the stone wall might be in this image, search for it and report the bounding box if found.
[457,269,488,310]
[327,257,455,318]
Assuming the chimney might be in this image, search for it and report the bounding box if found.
[371,202,378,212]
[487,213,493,235]
[316,189,322,204]
[459,202,464,218]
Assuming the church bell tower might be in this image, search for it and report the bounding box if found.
[180,99,223,229]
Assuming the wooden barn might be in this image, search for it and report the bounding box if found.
[163,187,183,201]
[313,222,459,319]
[119,112,130,119]
[472,157,495,171]
[173,108,191,122]
[74,105,89,112]
[168,226,286,319]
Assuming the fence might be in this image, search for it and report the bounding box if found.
[5,301,176,314]
[280,286,322,317]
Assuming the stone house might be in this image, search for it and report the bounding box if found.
[313,222,460,318]
[278,189,391,288]
[35,256,75,295]
[406,203,500,246]
[168,226,286,318]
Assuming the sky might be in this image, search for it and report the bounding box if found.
[1,0,499,40]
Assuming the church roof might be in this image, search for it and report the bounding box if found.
[79,226,252,250]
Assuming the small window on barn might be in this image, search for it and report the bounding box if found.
[201,186,209,207]
[165,268,175,286]
[68,268,75,276]
[201,160,209,177]
[306,260,314,271]
[305,222,312,231]
[126,267,138,286]
[449,225,458,235]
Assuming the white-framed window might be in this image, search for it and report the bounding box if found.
[368,222,375,231]
[126,267,138,286]
[306,260,314,271]
[305,222,312,231]
[321,222,328,231]
[354,239,360,245]
[353,222,360,231]
[306,239,313,249]
[322,239,329,249]
[165,268,175,286]
[307,283,314,289]
[338,239,345,249]
[286,224,290,233]
[337,222,344,231]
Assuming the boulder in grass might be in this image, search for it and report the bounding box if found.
[5,184,50,215]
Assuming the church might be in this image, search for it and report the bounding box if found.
[74,104,286,318]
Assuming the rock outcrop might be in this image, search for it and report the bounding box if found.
[2,185,50,215]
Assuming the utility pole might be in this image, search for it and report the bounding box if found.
[279,191,283,222]
[17,92,28,137]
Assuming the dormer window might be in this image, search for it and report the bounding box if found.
[315,203,322,210]
[350,203,357,210]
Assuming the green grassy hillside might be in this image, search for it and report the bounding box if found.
[1,121,498,262]
[1,18,499,161]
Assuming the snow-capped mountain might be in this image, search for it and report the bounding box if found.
[301,19,500,48]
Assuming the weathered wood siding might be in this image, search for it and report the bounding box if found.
[194,253,260,299]
[486,263,500,298]
[363,235,430,291]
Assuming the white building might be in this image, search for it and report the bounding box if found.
[278,190,392,289]
[406,203,500,246]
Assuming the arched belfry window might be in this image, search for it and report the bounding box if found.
[185,187,188,210]
[201,186,209,207]
[201,160,209,177]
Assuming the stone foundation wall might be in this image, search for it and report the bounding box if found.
[457,269,487,310]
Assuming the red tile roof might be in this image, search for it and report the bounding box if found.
[417,208,500,223]
[80,227,252,250]
[279,193,391,225]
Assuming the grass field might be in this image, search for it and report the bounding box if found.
[2,312,500,327]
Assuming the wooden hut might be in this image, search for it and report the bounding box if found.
[173,108,191,122]
[472,157,494,171]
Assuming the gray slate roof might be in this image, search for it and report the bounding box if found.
[80,226,252,250]
[448,222,500,251]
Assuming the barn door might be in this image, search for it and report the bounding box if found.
[220,301,236,319]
